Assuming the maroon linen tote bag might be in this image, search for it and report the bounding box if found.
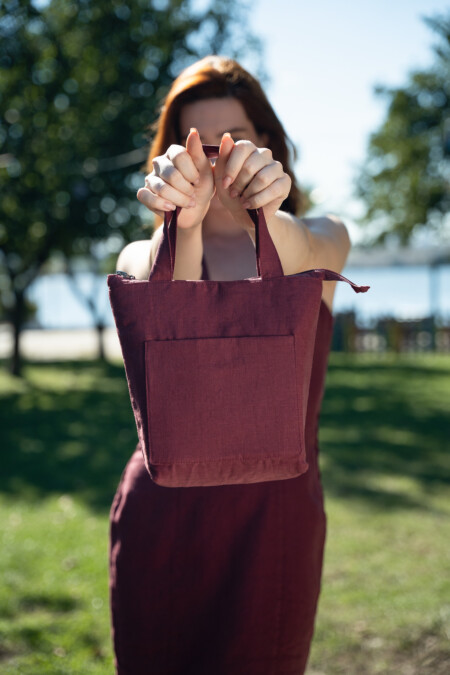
[107,144,369,488]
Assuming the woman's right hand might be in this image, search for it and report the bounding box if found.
[137,128,214,229]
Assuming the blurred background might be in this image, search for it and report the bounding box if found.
[1,1,449,673]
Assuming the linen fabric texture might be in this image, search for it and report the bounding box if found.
[107,144,369,488]
[109,295,333,675]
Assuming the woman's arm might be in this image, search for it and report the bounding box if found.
[115,239,153,279]
[215,133,352,309]
[246,211,351,274]
[245,211,352,311]
[246,211,351,277]
[214,135,351,278]
[115,221,204,281]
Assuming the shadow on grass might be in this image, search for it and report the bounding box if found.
[1,354,449,512]
[19,594,79,613]
[319,354,450,510]
[1,358,136,511]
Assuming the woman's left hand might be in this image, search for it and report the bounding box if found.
[214,133,292,229]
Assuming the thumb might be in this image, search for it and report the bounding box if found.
[186,128,210,173]
[214,133,234,184]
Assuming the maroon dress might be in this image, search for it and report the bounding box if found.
[109,257,334,674]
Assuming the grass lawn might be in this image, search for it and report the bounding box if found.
[1,353,449,674]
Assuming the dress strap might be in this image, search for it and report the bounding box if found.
[201,256,210,281]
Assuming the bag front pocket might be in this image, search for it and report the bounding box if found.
[144,334,306,485]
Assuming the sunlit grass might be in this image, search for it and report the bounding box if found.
[0,495,113,674]
[308,352,450,674]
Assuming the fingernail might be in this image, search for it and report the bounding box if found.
[223,176,233,189]
[190,127,198,135]
[230,189,239,199]
[164,202,176,210]
[223,132,232,139]
[241,201,251,209]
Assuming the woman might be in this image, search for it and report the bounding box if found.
[110,55,351,675]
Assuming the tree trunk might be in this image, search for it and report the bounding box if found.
[96,322,106,361]
[10,290,25,377]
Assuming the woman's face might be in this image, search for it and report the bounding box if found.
[179,97,268,148]
[179,97,268,214]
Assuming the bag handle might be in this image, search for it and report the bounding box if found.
[148,144,284,282]
[290,268,370,293]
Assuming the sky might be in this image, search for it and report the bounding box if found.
[240,0,449,245]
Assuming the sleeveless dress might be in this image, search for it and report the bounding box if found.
[109,256,334,675]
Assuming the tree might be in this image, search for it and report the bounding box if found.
[355,13,450,246]
[0,0,262,375]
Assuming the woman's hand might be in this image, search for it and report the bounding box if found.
[214,134,292,229]
[137,129,214,229]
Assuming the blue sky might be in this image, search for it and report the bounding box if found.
[242,0,449,245]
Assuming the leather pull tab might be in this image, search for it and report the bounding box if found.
[293,269,370,293]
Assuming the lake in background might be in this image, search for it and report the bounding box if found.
[25,264,450,330]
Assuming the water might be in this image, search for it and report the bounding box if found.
[25,265,450,330]
[334,265,450,324]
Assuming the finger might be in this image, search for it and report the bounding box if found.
[221,140,257,190]
[149,159,196,198]
[137,187,176,214]
[230,150,275,197]
[164,146,200,186]
[145,176,197,208]
[215,133,235,186]
[239,161,285,200]
[240,176,290,210]
[186,128,210,173]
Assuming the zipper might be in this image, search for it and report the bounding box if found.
[115,270,136,280]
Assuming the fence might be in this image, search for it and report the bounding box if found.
[331,312,450,353]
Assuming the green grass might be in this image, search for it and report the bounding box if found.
[310,353,450,674]
[0,496,111,674]
[1,354,449,674]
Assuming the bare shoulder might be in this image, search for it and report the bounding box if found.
[301,213,351,243]
[300,214,352,313]
[116,225,164,280]
[301,213,352,274]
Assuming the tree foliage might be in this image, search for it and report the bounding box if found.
[355,13,450,246]
[0,0,262,374]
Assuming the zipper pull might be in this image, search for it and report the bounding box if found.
[115,270,136,280]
